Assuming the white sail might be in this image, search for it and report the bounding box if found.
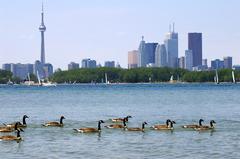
[105,73,110,84]
[232,70,236,83]
[37,71,41,86]
[215,70,219,84]
[170,75,174,82]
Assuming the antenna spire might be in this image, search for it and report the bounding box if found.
[169,24,172,33]
[141,36,144,41]
[173,22,175,33]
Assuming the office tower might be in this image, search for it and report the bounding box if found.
[202,59,208,67]
[211,59,224,70]
[223,56,232,69]
[104,61,115,68]
[39,4,46,64]
[68,62,79,70]
[43,63,53,77]
[4,63,34,79]
[128,50,138,69]
[34,60,45,78]
[155,44,167,67]
[178,56,185,69]
[164,24,178,68]
[185,50,193,71]
[138,36,158,67]
[188,33,202,67]
[82,59,97,68]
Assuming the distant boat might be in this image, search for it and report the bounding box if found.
[21,73,37,86]
[37,71,56,87]
[105,73,110,84]
[169,75,176,83]
[232,70,236,84]
[214,70,219,84]
[7,79,14,85]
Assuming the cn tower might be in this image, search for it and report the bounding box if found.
[39,3,46,64]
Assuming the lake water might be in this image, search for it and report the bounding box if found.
[0,84,239,159]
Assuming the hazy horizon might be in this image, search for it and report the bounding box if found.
[0,0,240,70]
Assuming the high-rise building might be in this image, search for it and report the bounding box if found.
[2,63,34,79]
[155,44,167,67]
[68,62,79,70]
[39,4,46,64]
[202,59,208,67]
[164,24,178,68]
[82,59,97,68]
[185,50,193,71]
[178,56,185,69]
[104,61,115,68]
[138,36,158,67]
[211,59,224,70]
[128,50,138,69]
[188,33,202,67]
[223,56,232,69]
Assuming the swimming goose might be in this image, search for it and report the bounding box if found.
[5,115,29,128]
[111,115,132,122]
[124,122,148,132]
[0,128,23,141]
[151,119,171,129]
[105,118,127,129]
[73,120,105,133]
[194,120,216,131]
[42,116,65,127]
[182,119,204,129]
[153,120,176,130]
[0,122,21,133]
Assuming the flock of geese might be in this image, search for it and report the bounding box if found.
[0,115,216,142]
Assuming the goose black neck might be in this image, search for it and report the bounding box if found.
[17,130,21,138]
[123,120,126,127]
[125,117,129,122]
[170,122,173,128]
[14,123,18,130]
[60,118,64,124]
[23,117,27,125]
[98,122,101,131]
[210,121,213,127]
[142,123,145,130]
[199,120,202,126]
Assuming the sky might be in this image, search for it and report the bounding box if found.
[0,0,240,69]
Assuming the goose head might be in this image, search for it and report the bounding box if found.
[210,120,216,127]
[23,115,29,119]
[199,119,204,126]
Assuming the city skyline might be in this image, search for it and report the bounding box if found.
[1,0,240,69]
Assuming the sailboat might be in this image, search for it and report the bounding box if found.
[22,73,36,86]
[37,71,56,87]
[7,79,14,85]
[105,73,110,84]
[169,75,176,83]
[232,70,236,84]
[214,70,219,84]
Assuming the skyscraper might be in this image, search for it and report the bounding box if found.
[178,57,185,69]
[188,33,202,67]
[164,24,178,68]
[223,56,232,69]
[185,50,193,71]
[68,62,80,70]
[155,44,167,67]
[128,50,138,69]
[211,59,224,70]
[82,59,97,68]
[138,36,158,67]
[39,3,46,64]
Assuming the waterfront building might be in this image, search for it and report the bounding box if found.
[188,33,202,67]
[185,50,193,71]
[138,36,158,67]
[164,24,178,68]
[68,62,79,70]
[202,59,208,67]
[223,56,232,69]
[233,65,240,70]
[155,44,167,67]
[2,63,34,79]
[128,50,138,69]
[178,56,185,69]
[211,59,224,70]
[82,59,97,68]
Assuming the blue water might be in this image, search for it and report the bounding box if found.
[0,84,239,159]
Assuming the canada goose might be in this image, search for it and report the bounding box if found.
[0,122,21,133]
[194,120,216,131]
[182,119,204,129]
[124,122,148,132]
[151,119,171,129]
[0,128,23,141]
[111,115,132,122]
[105,118,127,129]
[73,120,105,133]
[5,115,29,128]
[42,116,65,127]
[153,121,176,130]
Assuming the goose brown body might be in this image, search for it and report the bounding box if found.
[194,120,216,131]
[105,118,127,129]
[151,119,171,129]
[111,115,132,122]
[153,121,176,130]
[5,115,29,129]
[74,120,105,133]
[0,122,20,133]
[43,116,65,127]
[182,119,204,129]
[125,122,147,132]
[0,129,23,141]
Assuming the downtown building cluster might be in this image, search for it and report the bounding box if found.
[128,25,236,71]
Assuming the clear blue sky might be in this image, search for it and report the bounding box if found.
[0,0,239,69]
